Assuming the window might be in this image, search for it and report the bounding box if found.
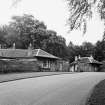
[43,60,48,68]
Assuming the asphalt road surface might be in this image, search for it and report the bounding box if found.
[0,72,105,105]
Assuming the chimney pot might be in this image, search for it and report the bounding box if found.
[13,43,16,49]
[75,56,78,61]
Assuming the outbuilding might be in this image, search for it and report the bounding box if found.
[69,56,102,72]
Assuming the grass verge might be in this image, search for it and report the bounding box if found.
[86,79,105,105]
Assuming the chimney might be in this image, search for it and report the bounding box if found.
[28,43,33,56]
[13,43,16,49]
[0,44,2,49]
[28,43,32,49]
[78,55,81,59]
[75,56,78,61]
[90,55,93,59]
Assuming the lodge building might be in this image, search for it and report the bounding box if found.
[69,55,102,72]
[0,43,63,72]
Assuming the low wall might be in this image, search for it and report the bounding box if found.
[0,59,39,73]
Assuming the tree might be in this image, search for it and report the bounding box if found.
[94,40,105,61]
[41,30,68,59]
[67,41,95,62]
[12,0,105,34]
[68,42,77,62]
[81,42,95,56]
[31,28,48,49]
[9,14,47,48]
[67,0,105,34]
[0,26,8,45]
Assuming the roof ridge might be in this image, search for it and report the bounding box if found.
[0,48,45,50]
[0,48,59,59]
[81,57,89,58]
[36,49,59,59]
[36,49,40,56]
[41,49,58,57]
[88,57,92,63]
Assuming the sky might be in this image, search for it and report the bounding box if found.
[0,0,104,45]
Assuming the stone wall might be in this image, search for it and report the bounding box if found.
[0,59,40,73]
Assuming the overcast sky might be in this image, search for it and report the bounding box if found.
[0,0,104,45]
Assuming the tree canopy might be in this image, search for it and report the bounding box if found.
[67,0,105,34]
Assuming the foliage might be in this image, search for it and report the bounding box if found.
[67,0,105,34]
[94,40,105,61]
[8,14,47,48]
[68,41,95,62]
[0,14,68,59]
[43,32,68,59]
[12,0,105,35]
[86,79,105,105]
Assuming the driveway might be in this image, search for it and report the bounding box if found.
[0,72,105,105]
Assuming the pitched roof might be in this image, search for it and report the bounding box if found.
[0,48,59,59]
[35,49,59,59]
[71,57,102,65]
[0,49,28,58]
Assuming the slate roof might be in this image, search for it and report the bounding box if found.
[35,49,59,59]
[71,57,102,65]
[0,48,59,59]
[0,49,28,58]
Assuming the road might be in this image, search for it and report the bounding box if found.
[0,72,105,105]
